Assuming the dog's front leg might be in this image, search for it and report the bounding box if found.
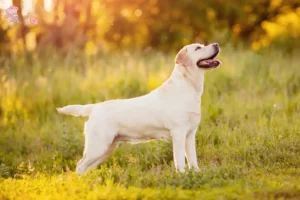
[185,128,200,171]
[171,129,187,172]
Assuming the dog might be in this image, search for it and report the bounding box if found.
[57,43,221,174]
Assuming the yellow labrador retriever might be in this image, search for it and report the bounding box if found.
[57,43,221,174]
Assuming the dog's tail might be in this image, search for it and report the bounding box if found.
[57,104,95,117]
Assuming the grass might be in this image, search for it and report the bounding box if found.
[0,45,300,199]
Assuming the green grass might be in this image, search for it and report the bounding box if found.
[0,46,300,199]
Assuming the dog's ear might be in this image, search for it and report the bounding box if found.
[175,48,192,66]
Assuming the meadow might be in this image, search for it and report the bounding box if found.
[0,45,300,199]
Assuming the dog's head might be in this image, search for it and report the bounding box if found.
[175,43,221,70]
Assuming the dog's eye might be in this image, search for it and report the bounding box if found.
[195,46,201,51]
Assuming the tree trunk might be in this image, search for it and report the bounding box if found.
[12,0,31,63]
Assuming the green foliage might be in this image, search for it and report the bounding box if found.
[0,46,300,199]
[1,169,300,200]
[0,0,299,54]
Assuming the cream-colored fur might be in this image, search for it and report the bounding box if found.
[57,43,221,174]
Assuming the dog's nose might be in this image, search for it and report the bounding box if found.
[213,43,219,48]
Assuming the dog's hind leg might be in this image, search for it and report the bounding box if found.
[76,122,116,175]
[87,141,119,170]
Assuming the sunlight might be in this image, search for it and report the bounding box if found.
[22,0,33,15]
[0,0,12,9]
[44,0,52,12]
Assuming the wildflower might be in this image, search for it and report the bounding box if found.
[5,5,21,23]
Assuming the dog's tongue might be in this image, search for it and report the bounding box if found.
[199,59,221,65]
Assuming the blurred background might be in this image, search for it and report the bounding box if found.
[0,0,299,55]
[0,0,300,190]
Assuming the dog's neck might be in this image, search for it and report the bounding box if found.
[169,64,204,97]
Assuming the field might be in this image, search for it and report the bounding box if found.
[0,46,300,199]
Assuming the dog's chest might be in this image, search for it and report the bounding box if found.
[187,111,201,129]
[163,97,201,130]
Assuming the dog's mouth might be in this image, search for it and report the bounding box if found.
[197,50,221,69]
